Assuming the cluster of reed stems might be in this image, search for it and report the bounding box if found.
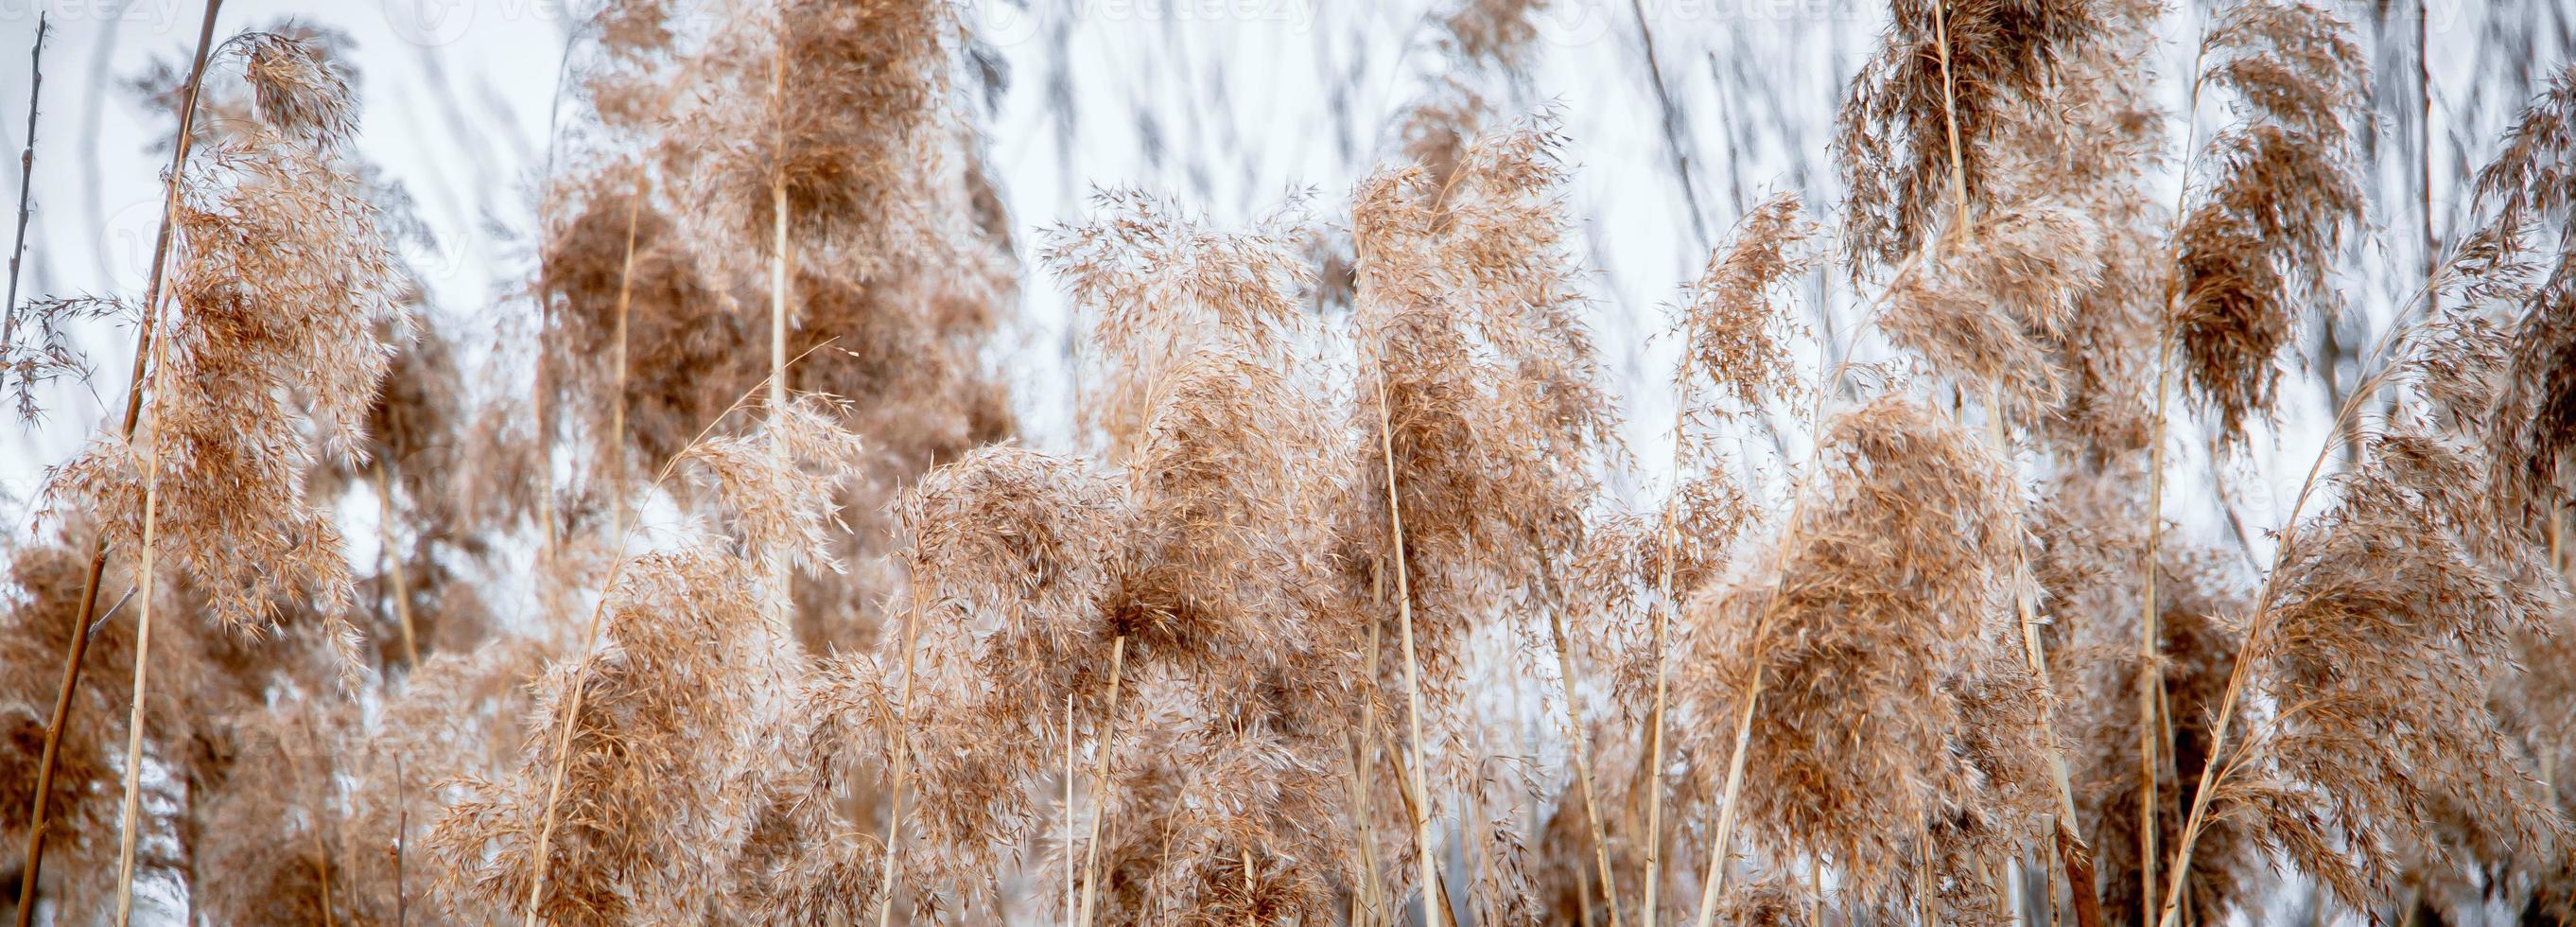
[2,1,2573,925]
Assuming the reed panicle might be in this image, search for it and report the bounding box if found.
[1881,197,2104,414]
[1679,395,2020,908]
[2170,0,2366,439]
[1837,0,2097,267]
[51,31,401,649]
[429,393,863,925]
[2466,64,2576,529]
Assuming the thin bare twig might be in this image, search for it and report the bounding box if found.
[0,12,46,369]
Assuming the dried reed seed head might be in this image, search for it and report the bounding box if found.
[186,697,451,926]
[2485,283,2576,527]
[1678,192,1815,430]
[431,551,804,926]
[544,0,1014,500]
[361,323,499,551]
[1046,189,1312,360]
[880,446,1134,879]
[1346,122,1619,721]
[691,0,954,251]
[2466,68,2576,522]
[2038,212,2164,455]
[675,393,869,574]
[2173,0,2365,440]
[2496,591,2576,909]
[2202,0,2367,139]
[1044,190,1345,668]
[1711,876,1815,927]
[1976,0,2167,456]
[1388,0,1553,196]
[565,0,688,133]
[1041,189,1314,449]
[542,166,1009,486]
[1681,394,2021,898]
[2231,421,2565,911]
[2463,64,2576,283]
[1114,352,1343,666]
[1948,630,2056,815]
[1432,0,1551,70]
[1836,0,2099,266]
[539,166,723,469]
[1571,475,1755,711]
[3,296,124,425]
[898,445,1131,645]
[593,0,684,63]
[235,31,357,147]
[3,536,260,916]
[1882,196,2107,414]
[44,40,403,670]
[1074,675,1354,926]
[1,542,129,879]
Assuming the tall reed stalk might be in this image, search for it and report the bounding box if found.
[374,464,421,667]
[1638,330,1695,927]
[1073,635,1127,927]
[1933,5,2100,918]
[874,594,924,927]
[108,303,171,927]
[766,28,792,634]
[2137,34,2211,923]
[1540,570,1622,927]
[18,6,219,923]
[1374,377,1448,927]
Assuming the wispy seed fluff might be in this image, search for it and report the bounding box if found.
[1044,189,1371,922]
[2465,64,2576,525]
[428,395,862,924]
[879,446,1134,899]
[1882,197,2107,416]
[1679,193,1813,427]
[1348,122,1615,696]
[2212,417,2563,912]
[50,32,401,649]
[2171,0,2366,438]
[1680,395,2022,900]
[1041,188,1313,451]
[1836,0,2097,266]
[1576,193,1811,707]
[430,551,806,926]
